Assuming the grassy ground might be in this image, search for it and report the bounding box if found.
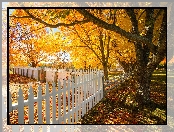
[79,70,167,124]
[108,71,124,80]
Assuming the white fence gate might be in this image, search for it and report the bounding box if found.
[9,70,104,124]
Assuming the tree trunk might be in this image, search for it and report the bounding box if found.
[103,62,108,81]
[31,61,38,67]
[133,65,154,106]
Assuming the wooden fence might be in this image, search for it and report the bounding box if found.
[9,69,104,124]
[12,67,104,85]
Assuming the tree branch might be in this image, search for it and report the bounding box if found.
[137,9,146,21]
[106,34,111,63]
[80,24,101,50]
[73,27,102,63]
[125,9,139,34]
[76,9,158,54]
[23,9,89,28]
[154,9,163,22]
[9,15,31,18]
[37,55,48,63]
[98,28,106,63]
[147,9,166,70]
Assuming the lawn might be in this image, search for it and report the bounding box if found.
[79,70,167,124]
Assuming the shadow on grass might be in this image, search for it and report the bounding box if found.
[80,70,167,124]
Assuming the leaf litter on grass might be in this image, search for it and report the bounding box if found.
[80,77,167,124]
[9,73,166,124]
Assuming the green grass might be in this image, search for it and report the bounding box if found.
[108,71,123,80]
[108,71,123,75]
[151,70,166,84]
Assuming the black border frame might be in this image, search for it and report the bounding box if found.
[7,7,167,125]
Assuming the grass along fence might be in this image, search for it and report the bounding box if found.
[9,70,104,124]
[103,72,133,97]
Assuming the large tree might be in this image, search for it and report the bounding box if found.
[9,8,166,105]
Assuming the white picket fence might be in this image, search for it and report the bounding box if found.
[13,67,104,85]
[9,70,104,124]
[14,67,42,80]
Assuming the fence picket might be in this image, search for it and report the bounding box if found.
[74,76,78,123]
[52,82,57,124]
[84,75,87,115]
[77,76,81,120]
[18,88,24,124]
[45,82,50,124]
[67,80,71,124]
[24,68,27,77]
[58,79,61,124]
[95,73,98,105]
[89,96,92,110]
[63,79,66,124]
[81,74,84,117]
[71,78,75,124]
[37,85,42,124]
[29,87,34,124]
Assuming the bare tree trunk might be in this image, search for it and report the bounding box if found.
[103,62,109,81]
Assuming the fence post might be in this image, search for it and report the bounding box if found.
[31,68,34,79]
[38,69,40,81]
[26,68,28,77]
[40,69,46,83]
[21,68,23,76]
[22,68,25,76]
[54,71,58,86]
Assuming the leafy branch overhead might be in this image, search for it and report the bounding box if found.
[9,9,165,55]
